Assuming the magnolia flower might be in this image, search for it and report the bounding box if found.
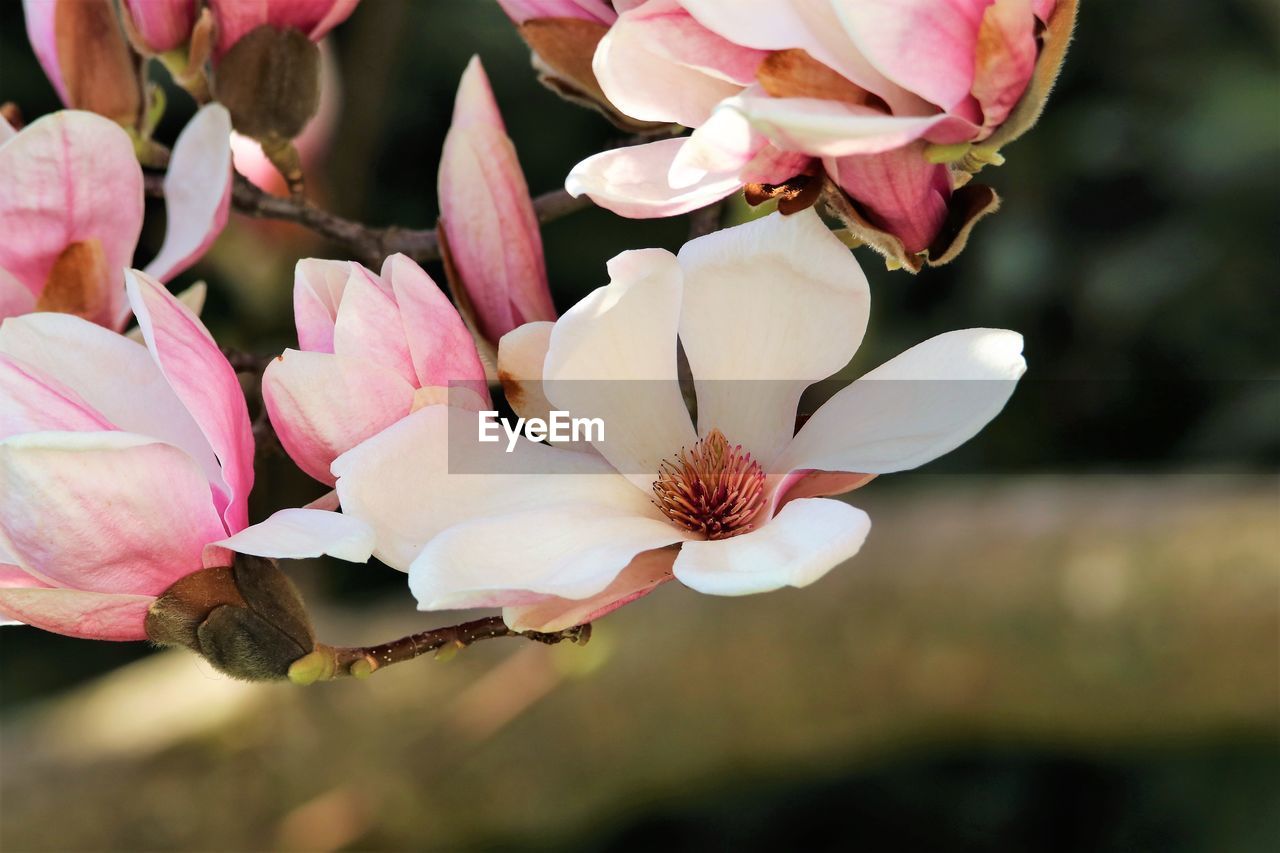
[121,0,197,54]
[22,0,143,125]
[0,106,232,328]
[207,0,361,61]
[332,210,1026,632]
[263,256,490,486]
[0,271,369,640]
[567,0,1077,270]
[438,57,556,346]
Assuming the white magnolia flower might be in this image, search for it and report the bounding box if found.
[333,209,1025,631]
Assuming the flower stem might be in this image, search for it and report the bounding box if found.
[287,617,592,684]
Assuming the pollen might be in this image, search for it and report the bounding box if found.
[652,429,766,540]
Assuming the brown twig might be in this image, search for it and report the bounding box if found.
[145,171,594,267]
[288,616,592,683]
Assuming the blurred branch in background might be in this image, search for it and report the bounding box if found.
[1,476,1275,850]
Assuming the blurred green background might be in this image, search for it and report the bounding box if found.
[1,1,1278,851]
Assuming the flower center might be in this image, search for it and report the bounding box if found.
[652,429,766,540]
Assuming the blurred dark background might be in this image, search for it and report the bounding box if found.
[1,1,1278,851]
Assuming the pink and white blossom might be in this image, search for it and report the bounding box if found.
[332,210,1026,632]
[262,255,490,485]
[438,57,556,344]
[0,271,369,640]
[0,107,234,328]
[567,0,1072,264]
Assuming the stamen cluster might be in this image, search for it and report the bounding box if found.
[652,429,766,540]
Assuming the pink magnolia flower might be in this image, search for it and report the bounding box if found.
[0,271,370,640]
[0,106,233,328]
[568,0,1076,269]
[438,57,556,345]
[207,0,362,60]
[121,0,197,54]
[332,210,1025,632]
[262,255,490,486]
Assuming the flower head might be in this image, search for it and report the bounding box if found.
[333,210,1025,632]
[566,0,1077,270]
[263,255,490,485]
[438,57,556,346]
[0,271,371,642]
[0,107,233,328]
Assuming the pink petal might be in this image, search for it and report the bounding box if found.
[566,137,746,218]
[121,0,197,53]
[331,267,417,385]
[0,312,224,493]
[496,0,616,25]
[503,546,676,631]
[594,0,764,127]
[262,349,415,485]
[768,470,875,516]
[970,0,1039,131]
[0,110,143,326]
[679,0,927,115]
[22,0,68,104]
[292,258,364,353]
[381,254,489,400]
[0,586,154,641]
[213,507,374,563]
[0,431,228,595]
[826,142,953,254]
[142,104,233,284]
[835,0,993,112]
[438,57,553,343]
[0,353,115,438]
[0,267,37,319]
[125,269,254,533]
[209,0,361,59]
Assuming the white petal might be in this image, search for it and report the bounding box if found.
[496,321,554,422]
[566,138,746,218]
[543,248,696,486]
[332,405,655,571]
[676,208,869,469]
[409,503,687,611]
[143,104,233,282]
[774,329,1026,475]
[730,94,951,158]
[674,497,870,595]
[213,508,375,563]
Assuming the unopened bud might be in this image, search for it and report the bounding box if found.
[146,554,317,682]
[213,25,321,143]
